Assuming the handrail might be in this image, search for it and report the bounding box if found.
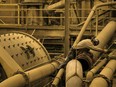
[0,2,115,32]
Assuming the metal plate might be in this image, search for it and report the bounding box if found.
[0,32,51,70]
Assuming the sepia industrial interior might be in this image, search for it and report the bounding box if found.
[0,0,116,87]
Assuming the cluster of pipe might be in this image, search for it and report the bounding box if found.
[89,50,116,87]
[0,2,116,87]
[51,2,116,87]
[65,21,116,87]
[0,58,64,87]
[65,2,116,87]
[51,20,116,87]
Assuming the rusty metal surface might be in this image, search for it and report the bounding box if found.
[0,32,51,71]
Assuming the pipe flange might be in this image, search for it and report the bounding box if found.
[13,71,31,87]
[94,74,113,87]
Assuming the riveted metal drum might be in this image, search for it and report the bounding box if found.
[0,32,51,71]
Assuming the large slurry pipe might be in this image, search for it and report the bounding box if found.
[91,21,116,59]
[66,59,83,87]
[0,59,64,87]
[77,21,116,71]
[89,50,116,87]
[86,58,107,82]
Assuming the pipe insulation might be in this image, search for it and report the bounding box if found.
[66,59,83,87]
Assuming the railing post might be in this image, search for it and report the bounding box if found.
[95,9,98,36]
[17,4,20,25]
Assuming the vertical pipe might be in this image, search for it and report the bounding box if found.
[18,4,20,25]
[81,0,86,22]
[39,4,43,26]
[91,21,116,59]
[66,59,83,87]
[64,0,70,57]
[95,10,98,36]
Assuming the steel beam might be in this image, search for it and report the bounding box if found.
[64,0,70,57]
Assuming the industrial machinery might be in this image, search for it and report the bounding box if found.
[0,32,64,87]
[0,21,115,87]
[0,0,116,87]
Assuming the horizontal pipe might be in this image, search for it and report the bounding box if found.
[46,0,65,11]
[86,58,107,81]
[66,59,83,87]
[51,68,64,87]
[89,59,116,87]
[0,60,63,87]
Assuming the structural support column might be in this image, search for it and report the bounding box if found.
[64,0,70,57]
[81,0,86,22]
